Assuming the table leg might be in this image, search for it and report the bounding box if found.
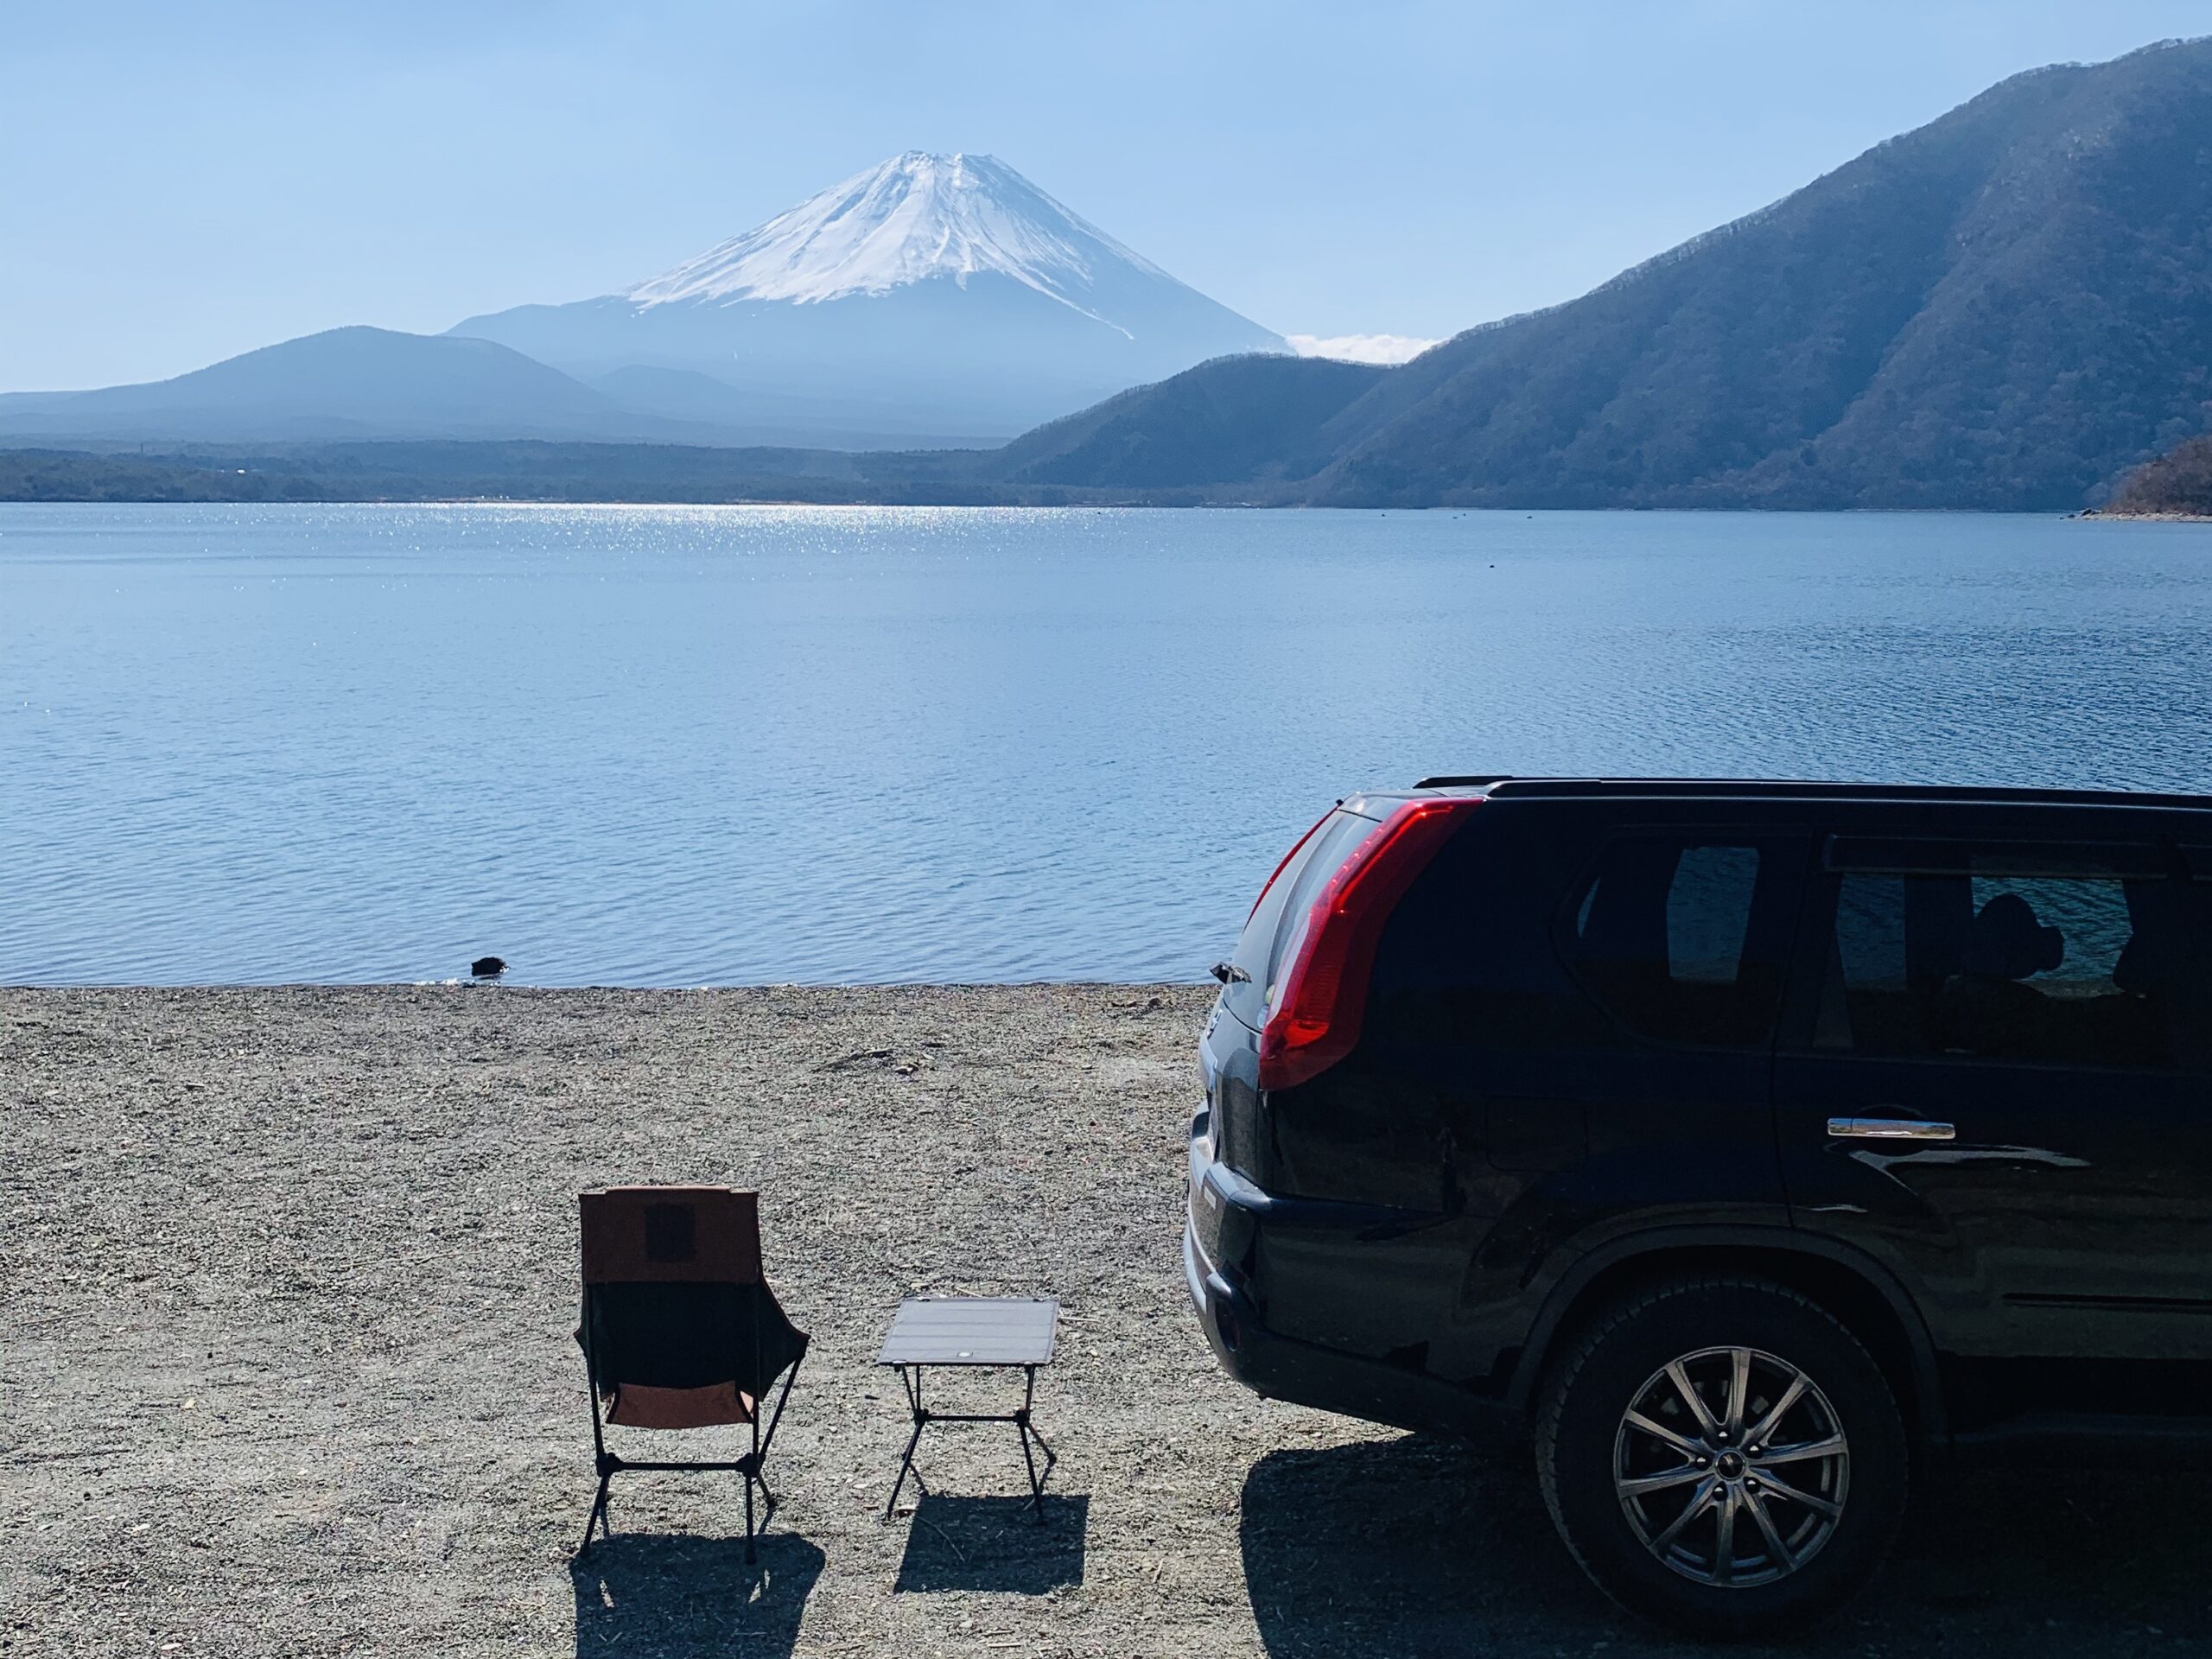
[1014,1364,1057,1522]
[885,1364,929,1517]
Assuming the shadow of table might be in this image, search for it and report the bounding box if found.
[893,1492,1089,1595]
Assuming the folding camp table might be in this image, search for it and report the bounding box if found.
[879,1296,1058,1521]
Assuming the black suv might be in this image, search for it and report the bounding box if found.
[1186,778,2212,1637]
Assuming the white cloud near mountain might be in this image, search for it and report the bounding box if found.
[1287,333,1440,365]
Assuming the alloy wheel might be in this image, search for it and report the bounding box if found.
[1612,1344,1851,1587]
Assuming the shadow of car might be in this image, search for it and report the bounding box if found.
[1239,1433,2212,1656]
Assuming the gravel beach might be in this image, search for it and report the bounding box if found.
[5,986,2208,1658]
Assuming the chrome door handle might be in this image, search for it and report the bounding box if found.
[1827,1116,1955,1141]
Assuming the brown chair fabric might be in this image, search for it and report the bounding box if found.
[603,1382,758,1430]
[580,1186,763,1286]
[575,1185,809,1412]
[575,1184,809,1560]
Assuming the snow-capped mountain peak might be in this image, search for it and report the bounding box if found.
[623,151,1169,316]
[447,150,1283,445]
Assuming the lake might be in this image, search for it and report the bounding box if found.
[3,504,2208,986]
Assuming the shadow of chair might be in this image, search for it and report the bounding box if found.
[572,1531,823,1659]
[1240,1433,2212,1657]
[893,1493,1089,1594]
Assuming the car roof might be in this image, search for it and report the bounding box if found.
[1402,776,2212,812]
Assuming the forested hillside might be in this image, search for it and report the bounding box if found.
[1001,40,2212,511]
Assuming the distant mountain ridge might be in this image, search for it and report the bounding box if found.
[0,328,705,444]
[0,154,1284,451]
[13,46,2212,504]
[1011,39,2212,509]
[448,151,1286,443]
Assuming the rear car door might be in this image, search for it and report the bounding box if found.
[1549,820,1810,1243]
[1774,830,2212,1362]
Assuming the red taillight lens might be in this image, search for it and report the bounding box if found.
[1256,798,1477,1091]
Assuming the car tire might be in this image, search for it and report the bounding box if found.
[1535,1275,1907,1639]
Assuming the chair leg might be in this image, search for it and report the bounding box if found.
[581,1351,613,1557]
[745,1408,766,1563]
[579,1468,613,1556]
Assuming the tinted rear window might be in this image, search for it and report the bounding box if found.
[1365,804,1610,1051]
[1565,834,1801,1048]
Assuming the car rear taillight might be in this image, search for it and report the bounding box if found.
[1256,798,1478,1091]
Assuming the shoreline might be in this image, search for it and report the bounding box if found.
[0,493,2122,513]
[0,448,2153,516]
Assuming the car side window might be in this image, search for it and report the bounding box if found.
[1819,846,2182,1070]
[1566,836,1787,1048]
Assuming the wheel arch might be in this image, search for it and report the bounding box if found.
[1503,1228,1945,1445]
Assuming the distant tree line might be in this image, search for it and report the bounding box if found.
[0,443,1224,507]
[2104,435,2212,517]
[0,449,336,502]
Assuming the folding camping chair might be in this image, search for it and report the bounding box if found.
[575,1185,809,1560]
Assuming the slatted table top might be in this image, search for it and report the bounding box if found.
[876,1296,1059,1367]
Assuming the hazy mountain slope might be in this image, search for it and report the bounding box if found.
[1008,40,2212,509]
[995,354,1389,487]
[0,327,694,443]
[588,364,1006,448]
[450,152,1286,443]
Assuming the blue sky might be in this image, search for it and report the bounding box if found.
[3,2,2207,391]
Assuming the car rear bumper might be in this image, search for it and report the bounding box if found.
[1183,1213,1260,1375]
[1184,1135,1511,1435]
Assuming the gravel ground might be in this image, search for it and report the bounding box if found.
[4,986,2208,1658]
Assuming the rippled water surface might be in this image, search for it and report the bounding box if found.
[4,504,2209,985]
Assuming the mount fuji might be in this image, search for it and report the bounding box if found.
[448,152,1286,445]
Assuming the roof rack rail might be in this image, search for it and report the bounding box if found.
[1412,774,1515,789]
[1429,777,2212,809]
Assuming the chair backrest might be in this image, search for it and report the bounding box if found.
[580,1185,763,1287]
[576,1186,808,1402]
